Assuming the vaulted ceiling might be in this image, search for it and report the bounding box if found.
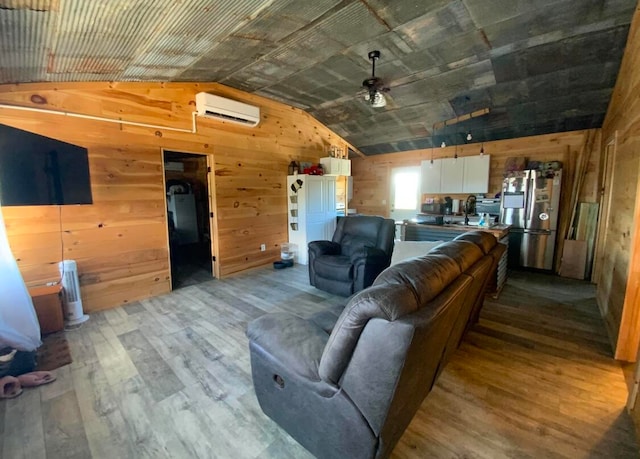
[0,0,637,155]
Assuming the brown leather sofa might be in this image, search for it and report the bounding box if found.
[247,231,506,459]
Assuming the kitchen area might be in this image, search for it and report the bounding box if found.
[398,153,564,295]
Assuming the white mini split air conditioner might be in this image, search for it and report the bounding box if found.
[59,260,89,326]
[195,92,261,127]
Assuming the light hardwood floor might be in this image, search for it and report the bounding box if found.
[1,266,637,458]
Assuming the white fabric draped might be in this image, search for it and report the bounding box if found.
[0,205,41,351]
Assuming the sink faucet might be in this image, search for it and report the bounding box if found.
[463,195,475,225]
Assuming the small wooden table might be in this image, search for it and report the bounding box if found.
[28,285,64,335]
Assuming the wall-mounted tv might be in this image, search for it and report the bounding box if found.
[0,123,93,206]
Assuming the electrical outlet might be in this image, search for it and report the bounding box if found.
[260,243,266,251]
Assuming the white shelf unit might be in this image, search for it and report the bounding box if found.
[287,175,336,265]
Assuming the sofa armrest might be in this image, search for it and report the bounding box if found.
[350,246,388,266]
[309,240,341,258]
[246,313,329,381]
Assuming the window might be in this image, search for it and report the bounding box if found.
[391,167,420,210]
[390,166,421,224]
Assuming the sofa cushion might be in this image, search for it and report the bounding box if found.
[429,240,483,272]
[390,240,443,265]
[455,231,496,254]
[314,255,353,281]
[247,312,328,381]
[374,254,461,307]
[309,303,347,334]
[319,254,462,384]
[319,283,418,384]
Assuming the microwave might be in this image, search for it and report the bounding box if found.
[420,203,444,214]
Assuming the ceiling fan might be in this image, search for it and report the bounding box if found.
[362,50,390,108]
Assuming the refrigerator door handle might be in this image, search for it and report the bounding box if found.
[524,171,533,229]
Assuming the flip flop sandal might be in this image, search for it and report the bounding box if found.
[0,349,17,363]
[17,371,56,388]
[0,376,23,399]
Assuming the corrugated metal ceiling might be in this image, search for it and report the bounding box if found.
[0,0,636,154]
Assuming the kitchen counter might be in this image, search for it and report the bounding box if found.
[398,221,510,298]
[400,221,511,240]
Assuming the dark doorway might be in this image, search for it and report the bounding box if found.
[163,150,213,289]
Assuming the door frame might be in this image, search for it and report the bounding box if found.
[593,133,617,285]
[161,148,220,286]
[205,154,220,279]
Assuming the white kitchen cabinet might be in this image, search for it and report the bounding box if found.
[341,159,351,176]
[440,157,465,193]
[320,157,351,176]
[420,159,442,193]
[462,154,490,193]
[287,175,336,264]
[420,154,490,195]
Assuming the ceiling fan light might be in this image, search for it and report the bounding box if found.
[371,91,386,108]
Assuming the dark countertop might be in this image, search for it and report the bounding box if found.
[400,221,511,240]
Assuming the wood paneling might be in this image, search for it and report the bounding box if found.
[0,82,349,311]
[351,130,601,272]
[598,4,640,362]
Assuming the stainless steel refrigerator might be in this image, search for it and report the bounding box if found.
[500,169,562,270]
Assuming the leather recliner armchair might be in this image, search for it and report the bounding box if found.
[308,216,395,296]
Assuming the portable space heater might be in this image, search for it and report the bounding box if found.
[59,260,89,326]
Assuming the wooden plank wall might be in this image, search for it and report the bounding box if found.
[350,129,600,224]
[0,82,347,312]
[598,3,640,362]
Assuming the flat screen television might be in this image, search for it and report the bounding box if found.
[0,123,93,206]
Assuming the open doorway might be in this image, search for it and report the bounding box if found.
[163,150,214,289]
[390,166,421,239]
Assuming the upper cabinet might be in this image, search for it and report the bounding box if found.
[440,158,465,194]
[420,154,490,194]
[462,155,490,193]
[421,159,442,193]
[320,157,351,176]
